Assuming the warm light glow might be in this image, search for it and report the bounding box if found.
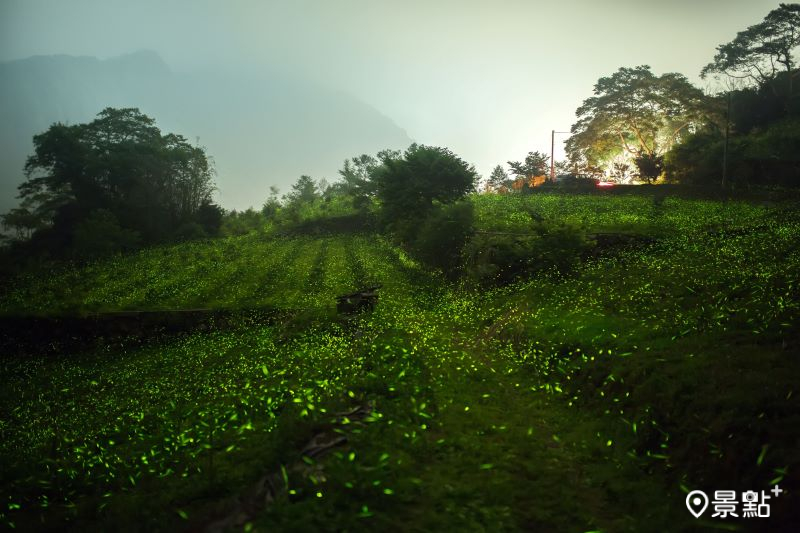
[597,181,615,188]
[528,175,547,188]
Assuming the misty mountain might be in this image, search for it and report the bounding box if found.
[0,51,412,212]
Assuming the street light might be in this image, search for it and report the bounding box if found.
[550,130,570,182]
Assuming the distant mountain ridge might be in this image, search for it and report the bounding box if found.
[0,51,412,212]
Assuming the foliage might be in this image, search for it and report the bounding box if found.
[470,191,767,237]
[261,186,282,220]
[719,72,799,135]
[193,201,224,237]
[663,128,724,184]
[506,151,549,192]
[632,153,664,183]
[0,202,44,240]
[3,193,771,316]
[464,221,587,285]
[374,144,477,232]
[72,209,140,257]
[409,201,475,277]
[3,108,220,254]
[1,193,798,531]
[566,66,708,177]
[664,114,800,187]
[701,3,800,97]
[173,221,208,241]
[610,162,632,182]
[221,208,267,236]
[486,164,510,193]
[737,118,800,185]
[338,154,378,209]
[285,175,319,206]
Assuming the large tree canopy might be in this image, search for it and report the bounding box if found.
[7,108,217,247]
[338,154,379,197]
[566,66,708,179]
[374,143,476,225]
[336,151,400,208]
[701,3,800,96]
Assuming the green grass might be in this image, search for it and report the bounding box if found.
[1,192,798,531]
[471,191,768,236]
[0,234,423,316]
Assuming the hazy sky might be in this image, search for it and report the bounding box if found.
[0,0,786,182]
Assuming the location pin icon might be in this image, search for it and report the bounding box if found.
[686,490,709,518]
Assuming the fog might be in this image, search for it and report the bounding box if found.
[0,0,783,210]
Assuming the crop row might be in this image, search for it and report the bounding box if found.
[0,234,427,316]
[471,193,768,234]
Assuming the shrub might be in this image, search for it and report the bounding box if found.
[193,202,224,236]
[173,221,207,241]
[410,201,475,277]
[633,153,664,183]
[72,209,140,257]
[463,221,587,285]
[663,129,724,185]
[221,208,266,236]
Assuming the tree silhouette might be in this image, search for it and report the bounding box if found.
[6,107,218,249]
[701,3,800,97]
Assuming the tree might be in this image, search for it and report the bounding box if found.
[261,185,281,219]
[317,178,333,201]
[9,107,217,248]
[565,66,708,179]
[193,201,224,236]
[285,175,319,205]
[487,165,511,192]
[337,150,402,209]
[610,162,632,183]
[0,204,43,240]
[339,154,378,196]
[507,151,549,191]
[374,144,477,230]
[701,4,800,97]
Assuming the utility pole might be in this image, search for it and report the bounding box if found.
[550,130,570,182]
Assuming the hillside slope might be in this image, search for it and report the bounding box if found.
[1,194,798,531]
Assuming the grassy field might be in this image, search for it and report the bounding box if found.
[1,191,798,531]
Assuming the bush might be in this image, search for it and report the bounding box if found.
[173,222,207,241]
[72,209,140,257]
[633,153,664,183]
[221,208,266,236]
[463,221,587,285]
[665,119,800,187]
[663,129,724,185]
[410,201,474,277]
[193,202,224,236]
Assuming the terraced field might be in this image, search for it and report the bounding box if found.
[1,193,798,531]
[471,191,768,234]
[0,193,770,317]
[0,234,427,316]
